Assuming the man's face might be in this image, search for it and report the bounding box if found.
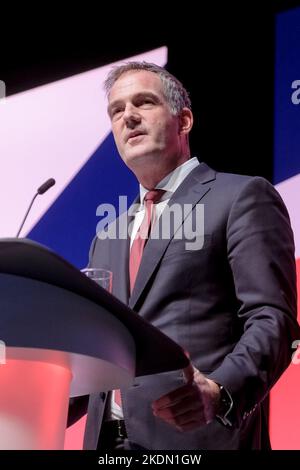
[107,70,183,173]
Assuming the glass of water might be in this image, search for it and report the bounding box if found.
[81,268,113,293]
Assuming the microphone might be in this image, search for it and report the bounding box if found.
[37,178,56,195]
[16,178,56,237]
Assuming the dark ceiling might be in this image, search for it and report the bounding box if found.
[1,1,300,180]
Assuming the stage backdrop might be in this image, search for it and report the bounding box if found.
[0,46,167,449]
[1,21,299,447]
[270,6,300,450]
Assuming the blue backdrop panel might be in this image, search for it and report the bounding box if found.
[28,133,138,268]
[274,7,300,183]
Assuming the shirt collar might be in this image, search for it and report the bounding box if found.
[139,157,200,205]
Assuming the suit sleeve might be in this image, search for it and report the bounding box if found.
[208,176,300,426]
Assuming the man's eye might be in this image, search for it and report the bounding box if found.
[139,99,154,107]
[111,108,123,119]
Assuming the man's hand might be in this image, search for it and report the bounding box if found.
[151,363,220,432]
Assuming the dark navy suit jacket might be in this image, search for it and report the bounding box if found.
[69,163,299,449]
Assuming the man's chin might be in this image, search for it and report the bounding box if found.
[124,152,154,167]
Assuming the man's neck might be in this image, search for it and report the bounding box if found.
[134,156,191,189]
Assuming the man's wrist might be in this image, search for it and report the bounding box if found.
[215,384,233,427]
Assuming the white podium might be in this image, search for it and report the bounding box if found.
[0,238,188,449]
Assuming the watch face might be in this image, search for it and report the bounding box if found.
[216,386,233,426]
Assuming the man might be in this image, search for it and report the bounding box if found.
[69,62,299,450]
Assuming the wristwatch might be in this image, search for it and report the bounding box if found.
[215,385,233,427]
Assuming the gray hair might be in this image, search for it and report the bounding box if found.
[104,61,191,115]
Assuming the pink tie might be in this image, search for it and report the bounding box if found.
[114,189,165,408]
[129,189,165,293]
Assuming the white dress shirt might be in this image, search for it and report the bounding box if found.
[108,156,200,420]
[130,157,200,246]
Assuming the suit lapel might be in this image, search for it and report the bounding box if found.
[110,202,136,305]
[129,162,216,310]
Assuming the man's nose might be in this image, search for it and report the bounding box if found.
[123,104,141,127]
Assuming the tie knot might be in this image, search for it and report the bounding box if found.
[144,189,165,205]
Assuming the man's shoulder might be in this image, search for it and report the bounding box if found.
[214,167,266,186]
[195,163,283,211]
[196,161,269,186]
[198,162,274,194]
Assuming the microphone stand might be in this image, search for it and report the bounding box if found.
[15,178,56,238]
[16,192,39,238]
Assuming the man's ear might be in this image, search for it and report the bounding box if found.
[178,108,193,135]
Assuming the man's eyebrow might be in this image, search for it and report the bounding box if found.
[107,91,162,115]
[134,91,161,103]
[107,99,123,115]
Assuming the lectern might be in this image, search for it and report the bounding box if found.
[0,238,188,449]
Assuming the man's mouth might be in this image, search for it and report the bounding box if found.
[127,131,145,142]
